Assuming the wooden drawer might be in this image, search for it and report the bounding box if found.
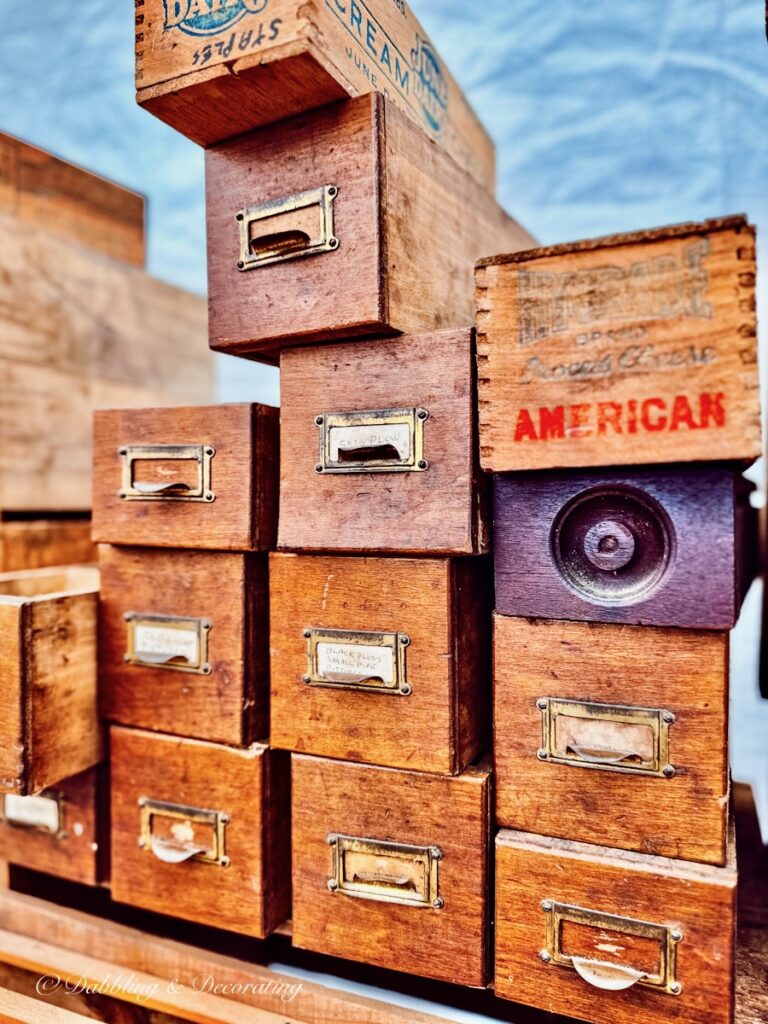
[92,404,278,551]
[279,329,487,555]
[270,553,490,775]
[494,615,729,865]
[292,754,491,986]
[135,0,496,191]
[495,829,736,1024]
[110,727,290,938]
[99,545,268,746]
[206,95,533,363]
[0,517,95,573]
[476,215,760,472]
[0,566,101,796]
[494,466,745,629]
[0,766,106,886]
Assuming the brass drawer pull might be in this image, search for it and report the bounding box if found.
[119,444,215,503]
[315,408,429,475]
[328,834,443,909]
[537,698,675,778]
[541,900,683,996]
[138,798,230,868]
[304,628,411,696]
[125,613,212,676]
[236,185,338,271]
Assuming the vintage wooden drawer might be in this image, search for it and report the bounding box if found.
[110,727,290,937]
[0,766,106,886]
[0,516,95,573]
[279,329,488,554]
[494,466,747,629]
[495,829,736,1024]
[0,131,145,266]
[92,404,278,551]
[99,545,268,746]
[476,215,760,472]
[270,553,490,775]
[494,615,729,865]
[0,566,101,796]
[135,0,496,191]
[292,754,491,986]
[206,95,533,363]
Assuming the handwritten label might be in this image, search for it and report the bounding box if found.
[328,423,411,462]
[133,624,200,666]
[316,641,395,683]
[3,794,60,833]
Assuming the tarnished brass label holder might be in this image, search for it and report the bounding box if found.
[118,444,215,503]
[304,627,411,696]
[314,408,429,475]
[327,834,443,909]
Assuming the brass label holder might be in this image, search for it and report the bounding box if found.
[236,184,338,270]
[314,408,429,475]
[118,444,215,503]
[537,697,675,778]
[138,798,230,868]
[304,628,411,696]
[327,834,443,909]
[125,612,212,676]
[2,792,64,838]
[541,900,683,995]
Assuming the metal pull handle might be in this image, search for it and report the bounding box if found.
[352,871,414,889]
[567,744,641,766]
[321,671,385,685]
[336,442,406,463]
[131,480,193,496]
[571,957,646,991]
[249,228,312,259]
[236,185,338,271]
[133,649,194,668]
[150,835,207,864]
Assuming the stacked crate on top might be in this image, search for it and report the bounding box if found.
[0,134,212,890]
[476,218,761,1024]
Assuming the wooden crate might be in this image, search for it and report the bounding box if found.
[494,615,729,865]
[0,516,94,573]
[99,545,268,746]
[279,329,488,555]
[110,727,290,939]
[495,828,737,1024]
[92,404,278,551]
[270,552,490,775]
[292,753,492,987]
[476,216,760,471]
[0,566,101,796]
[0,131,144,266]
[135,0,496,192]
[206,95,533,362]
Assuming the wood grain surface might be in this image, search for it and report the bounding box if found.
[206,95,533,361]
[270,553,490,775]
[0,519,95,573]
[476,216,760,471]
[0,214,212,512]
[0,132,145,267]
[135,0,496,191]
[279,329,488,554]
[92,404,278,551]
[0,566,101,796]
[0,766,105,887]
[292,754,491,986]
[99,546,269,746]
[495,829,737,1024]
[110,728,290,938]
[493,466,741,629]
[493,616,729,864]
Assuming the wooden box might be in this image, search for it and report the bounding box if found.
[495,829,737,1024]
[494,615,729,865]
[292,754,491,986]
[279,329,487,554]
[270,553,490,775]
[110,727,290,937]
[135,0,496,191]
[0,131,145,266]
[0,213,212,513]
[0,566,101,796]
[206,95,533,363]
[92,404,278,551]
[494,466,747,629]
[476,216,760,471]
[0,516,95,573]
[99,545,268,746]
[0,766,106,886]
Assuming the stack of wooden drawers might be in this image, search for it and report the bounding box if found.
[477,218,761,1024]
[0,133,212,888]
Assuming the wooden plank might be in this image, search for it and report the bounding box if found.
[0,132,145,267]
[0,520,95,574]
[0,984,94,1023]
